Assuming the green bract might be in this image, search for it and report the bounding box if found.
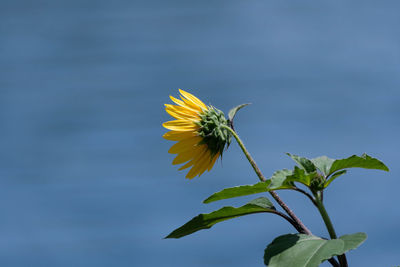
[197,106,231,156]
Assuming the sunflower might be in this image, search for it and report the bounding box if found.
[163,89,231,179]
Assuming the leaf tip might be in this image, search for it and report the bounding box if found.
[202,198,212,204]
[383,165,390,172]
[228,103,251,121]
[164,231,182,239]
[164,234,172,239]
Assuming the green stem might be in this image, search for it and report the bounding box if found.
[315,195,337,239]
[314,192,348,267]
[222,125,311,235]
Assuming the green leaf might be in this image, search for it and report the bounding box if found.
[339,232,367,252]
[311,156,335,176]
[264,232,367,267]
[204,178,296,204]
[166,197,275,239]
[203,171,301,205]
[203,182,271,204]
[286,153,316,173]
[328,154,389,176]
[268,169,295,189]
[264,234,343,267]
[228,103,251,122]
[324,170,347,188]
[268,166,317,189]
[287,166,318,187]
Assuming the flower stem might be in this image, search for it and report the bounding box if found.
[222,125,311,235]
[314,192,348,267]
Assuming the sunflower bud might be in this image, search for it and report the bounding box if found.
[310,174,326,192]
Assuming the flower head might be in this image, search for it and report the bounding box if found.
[163,89,231,179]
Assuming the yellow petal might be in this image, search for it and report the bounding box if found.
[169,96,200,113]
[180,95,202,112]
[162,120,199,131]
[165,104,199,117]
[178,160,195,171]
[172,146,199,165]
[165,106,199,120]
[207,152,220,171]
[163,131,197,141]
[186,150,211,179]
[168,136,202,154]
[179,145,207,171]
[193,151,214,177]
[179,89,207,110]
[169,95,185,106]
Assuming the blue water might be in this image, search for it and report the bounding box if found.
[1,1,399,266]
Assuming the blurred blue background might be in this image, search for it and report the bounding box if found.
[1,1,399,266]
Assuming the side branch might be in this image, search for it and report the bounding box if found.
[293,187,317,206]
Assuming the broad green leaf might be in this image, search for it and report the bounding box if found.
[328,154,389,176]
[286,153,316,173]
[228,103,251,122]
[311,156,335,176]
[287,166,318,187]
[339,232,367,252]
[324,170,347,188]
[264,232,366,267]
[264,234,343,267]
[268,169,294,189]
[203,181,270,204]
[166,197,275,239]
